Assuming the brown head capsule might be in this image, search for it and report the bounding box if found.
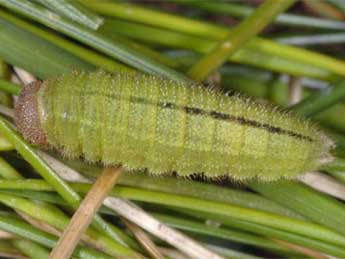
[15,81,47,146]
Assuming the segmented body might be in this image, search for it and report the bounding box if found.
[30,71,331,180]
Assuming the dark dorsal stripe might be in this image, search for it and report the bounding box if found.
[164,101,313,142]
[84,92,313,142]
[209,110,313,142]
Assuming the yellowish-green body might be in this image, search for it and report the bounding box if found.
[36,71,332,180]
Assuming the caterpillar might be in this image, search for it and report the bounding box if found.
[14,70,333,181]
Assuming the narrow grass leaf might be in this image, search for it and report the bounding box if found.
[0,0,191,82]
[177,1,345,30]
[0,10,130,73]
[0,79,21,96]
[292,78,345,117]
[250,181,345,237]
[34,0,103,30]
[188,0,296,81]
[0,215,112,259]
[83,1,345,78]
[102,19,337,81]
[0,17,94,78]
[12,239,50,259]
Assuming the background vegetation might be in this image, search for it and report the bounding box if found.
[0,0,345,258]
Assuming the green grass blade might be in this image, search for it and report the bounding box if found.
[0,136,13,151]
[0,174,304,220]
[0,79,21,96]
[0,118,137,250]
[178,1,345,30]
[0,118,80,208]
[84,1,345,78]
[118,173,304,219]
[276,33,345,46]
[0,9,178,72]
[0,158,136,255]
[0,157,23,180]
[0,182,341,257]
[0,17,94,78]
[0,189,68,206]
[328,171,345,182]
[0,215,112,259]
[0,193,136,257]
[250,181,345,236]
[0,186,298,255]
[74,185,345,248]
[250,74,345,241]
[102,19,337,81]
[322,157,345,172]
[179,208,345,258]
[0,117,80,206]
[0,10,130,73]
[103,33,180,69]
[0,60,13,108]
[34,0,103,30]
[188,0,296,81]
[12,239,50,259]
[67,162,304,219]
[0,158,134,255]
[206,244,260,259]
[0,0,191,82]
[291,79,345,117]
[153,213,292,253]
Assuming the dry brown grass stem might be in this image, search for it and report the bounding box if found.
[49,166,123,259]
[273,239,328,259]
[122,218,165,259]
[288,76,302,106]
[40,153,223,259]
[300,171,345,201]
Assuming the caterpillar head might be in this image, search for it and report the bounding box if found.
[15,81,48,145]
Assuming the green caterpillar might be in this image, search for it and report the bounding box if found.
[15,70,333,181]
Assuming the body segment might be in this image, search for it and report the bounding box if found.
[15,71,333,181]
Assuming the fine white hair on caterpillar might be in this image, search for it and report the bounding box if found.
[15,70,334,181]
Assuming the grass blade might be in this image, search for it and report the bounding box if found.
[179,208,345,258]
[153,213,293,254]
[34,0,103,30]
[102,19,337,81]
[178,1,345,30]
[0,117,138,251]
[71,185,345,249]
[0,10,130,73]
[0,215,112,259]
[250,181,345,236]
[0,17,94,78]
[84,1,345,78]
[188,0,296,81]
[0,79,21,96]
[12,239,50,259]
[0,0,191,82]
[292,79,345,117]
[276,32,345,46]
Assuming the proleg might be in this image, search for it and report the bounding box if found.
[15,70,334,181]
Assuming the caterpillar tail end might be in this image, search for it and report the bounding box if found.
[15,81,48,146]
